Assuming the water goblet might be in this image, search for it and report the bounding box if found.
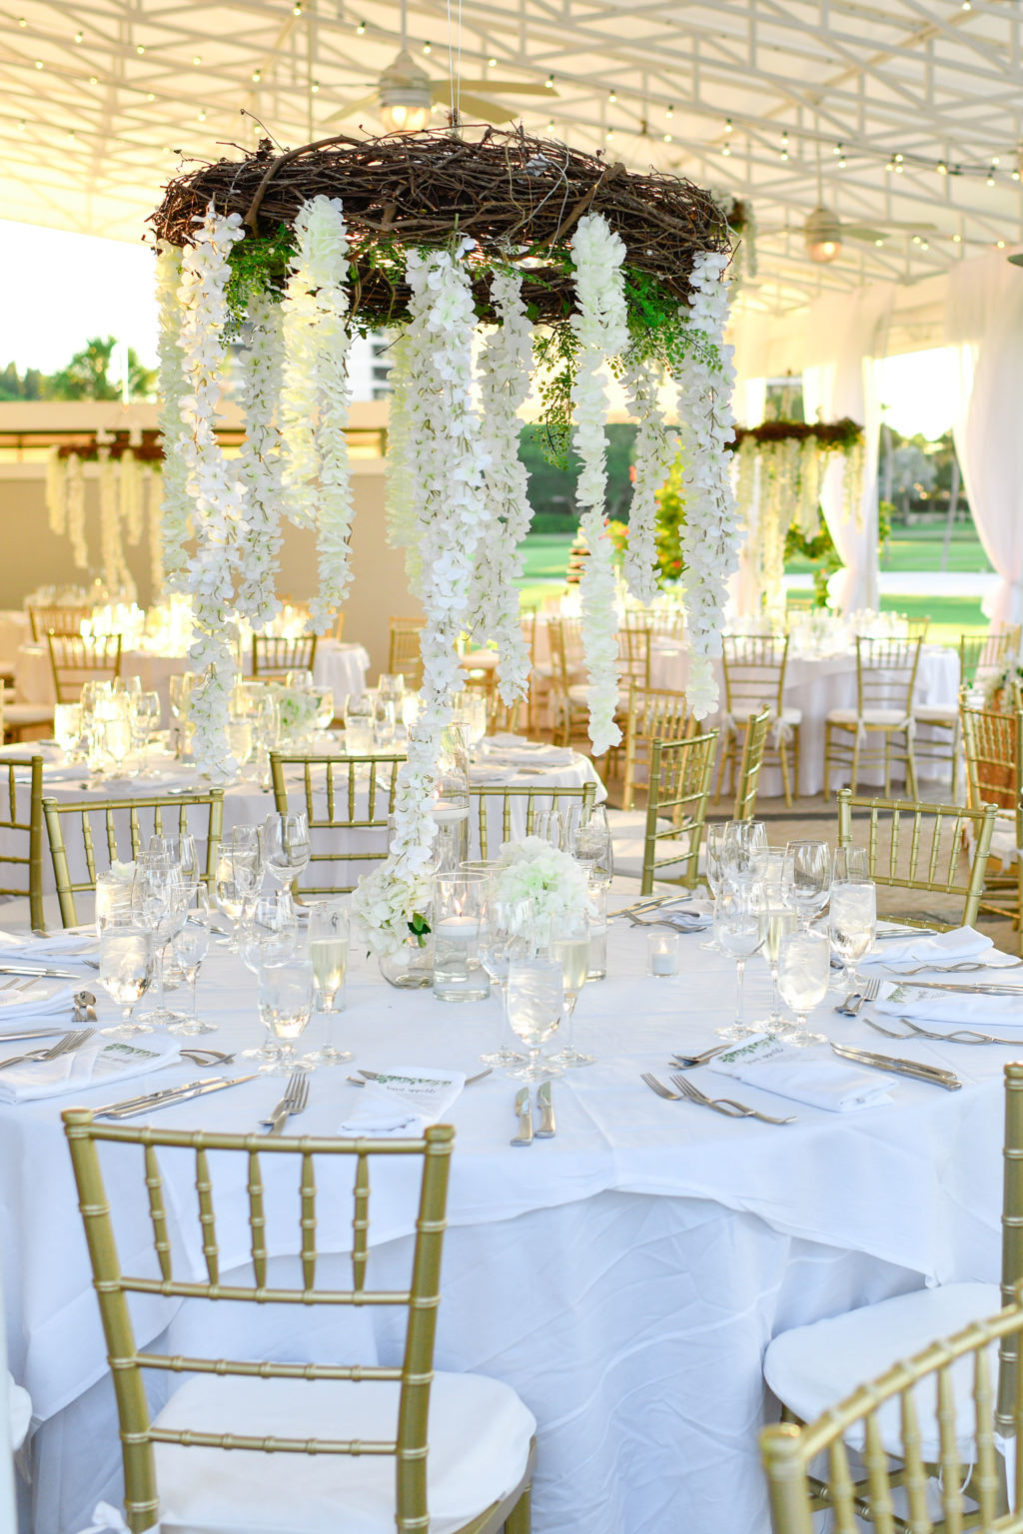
[776,930,831,1046]
[785,840,832,929]
[829,880,877,992]
[131,855,189,1027]
[263,812,311,896]
[570,804,613,889]
[98,922,153,1038]
[833,846,871,883]
[713,890,764,1040]
[166,889,214,1036]
[506,959,565,1082]
[307,898,351,1064]
[754,893,799,1034]
[256,957,315,1075]
[478,895,533,1067]
[131,691,161,777]
[344,695,374,755]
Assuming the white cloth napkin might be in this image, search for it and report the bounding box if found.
[0,1036,182,1104]
[0,927,97,960]
[338,1066,465,1138]
[468,764,516,786]
[860,925,993,972]
[875,981,1023,1028]
[0,979,77,1030]
[707,1035,894,1112]
[633,907,711,932]
[481,741,576,768]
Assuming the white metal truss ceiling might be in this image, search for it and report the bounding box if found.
[2,0,1022,314]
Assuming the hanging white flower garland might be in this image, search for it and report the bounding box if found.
[570,212,629,755]
[468,268,534,705]
[235,287,284,627]
[45,446,66,536]
[623,354,678,607]
[144,466,165,596]
[155,243,192,593]
[66,454,88,569]
[675,251,739,719]
[176,203,246,778]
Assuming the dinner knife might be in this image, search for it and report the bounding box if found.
[885,980,1023,996]
[95,1073,259,1119]
[831,1043,962,1091]
[510,1087,534,1146]
[0,966,89,980]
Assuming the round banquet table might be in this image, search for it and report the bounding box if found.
[0,891,1005,1534]
[13,640,371,724]
[649,640,961,796]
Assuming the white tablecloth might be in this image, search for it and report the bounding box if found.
[649,642,961,796]
[2,902,1005,1533]
[13,641,370,725]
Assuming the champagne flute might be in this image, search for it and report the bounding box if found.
[131,855,188,1027]
[701,820,732,951]
[478,895,533,1067]
[754,893,799,1035]
[777,930,831,1046]
[546,914,593,1068]
[256,958,315,1074]
[829,880,877,992]
[506,960,565,1082]
[307,898,351,1064]
[785,840,832,930]
[167,889,214,1036]
[98,923,152,1038]
[713,890,764,1041]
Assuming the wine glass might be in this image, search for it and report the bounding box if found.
[307,898,351,1064]
[344,695,374,754]
[829,880,877,992]
[132,692,161,777]
[263,812,311,897]
[546,913,593,1068]
[131,854,189,1027]
[166,888,214,1036]
[724,820,769,887]
[754,891,799,1035]
[213,845,262,948]
[833,846,870,883]
[570,804,613,889]
[701,820,732,951]
[148,832,200,900]
[240,892,299,1065]
[532,809,564,850]
[785,841,832,929]
[713,890,764,1041]
[98,923,153,1038]
[256,958,315,1075]
[506,959,565,1082]
[777,930,831,1046]
[478,895,533,1067]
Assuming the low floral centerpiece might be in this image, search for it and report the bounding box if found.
[491,837,590,936]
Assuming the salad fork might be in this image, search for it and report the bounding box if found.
[864,1015,1020,1047]
[0,1027,95,1072]
[669,1072,796,1125]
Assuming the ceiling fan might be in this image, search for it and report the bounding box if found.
[324,46,556,133]
[802,204,940,262]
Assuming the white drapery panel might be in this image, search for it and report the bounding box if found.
[946,253,1023,628]
[801,284,895,615]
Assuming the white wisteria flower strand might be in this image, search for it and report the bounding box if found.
[235,286,283,627]
[45,446,66,536]
[155,242,192,593]
[624,353,677,607]
[570,212,629,755]
[65,453,87,569]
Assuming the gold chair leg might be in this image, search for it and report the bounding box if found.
[906,735,918,803]
[713,738,729,807]
[850,727,861,796]
[778,740,792,808]
[824,723,832,796]
[505,1485,532,1533]
[793,725,801,799]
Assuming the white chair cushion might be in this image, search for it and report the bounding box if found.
[778,706,802,727]
[826,708,910,728]
[764,1281,999,1458]
[990,823,1021,867]
[4,704,53,725]
[913,704,958,724]
[153,1371,535,1534]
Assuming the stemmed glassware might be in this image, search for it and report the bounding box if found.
[785,841,832,930]
[98,921,153,1039]
[829,880,878,992]
[131,852,189,1028]
[478,895,533,1067]
[713,889,764,1041]
[131,691,161,777]
[701,821,732,952]
[506,959,565,1082]
[307,898,351,1064]
[167,887,214,1036]
[255,958,315,1075]
[546,912,593,1068]
[569,803,613,888]
[754,887,799,1035]
[240,891,299,1067]
[263,812,311,897]
[776,930,831,1046]
[212,827,263,946]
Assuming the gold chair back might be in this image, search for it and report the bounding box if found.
[388,619,426,689]
[732,708,772,823]
[42,790,224,929]
[61,1111,457,1534]
[836,787,997,930]
[962,704,1022,823]
[270,752,403,895]
[854,636,923,715]
[47,633,122,703]
[721,635,789,719]
[620,684,694,811]
[468,783,597,859]
[618,626,652,690]
[546,618,588,748]
[27,603,91,640]
[961,626,1023,692]
[0,755,44,931]
[251,634,318,679]
[903,614,931,642]
[642,730,719,895]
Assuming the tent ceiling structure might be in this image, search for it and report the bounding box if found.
[2,0,1022,315]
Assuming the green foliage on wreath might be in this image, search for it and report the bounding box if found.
[654,455,687,585]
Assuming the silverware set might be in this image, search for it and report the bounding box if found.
[261,1072,309,1136]
[510,1081,555,1145]
[865,1015,1019,1047]
[829,1042,961,1091]
[641,1071,795,1125]
[0,1028,95,1072]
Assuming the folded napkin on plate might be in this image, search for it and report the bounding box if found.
[707,1034,894,1112]
[467,764,516,786]
[0,927,98,961]
[634,907,711,932]
[0,1036,182,1104]
[481,744,576,768]
[0,979,77,1030]
[875,981,1023,1028]
[339,1066,465,1138]
[860,925,992,972]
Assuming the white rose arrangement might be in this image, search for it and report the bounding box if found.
[491,837,589,929]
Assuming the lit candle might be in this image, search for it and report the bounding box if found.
[647,930,679,978]
[436,916,477,943]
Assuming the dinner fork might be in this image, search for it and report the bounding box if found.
[669,1072,796,1125]
[261,1072,309,1136]
[671,1044,733,1069]
[0,1027,95,1072]
[895,958,1023,975]
[864,1015,1020,1048]
[836,976,881,1017]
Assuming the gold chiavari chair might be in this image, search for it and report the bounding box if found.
[333,610,346,641]
[618,625,652,694]
[836,786,997,930]
[487,691,525,736]
[732,708,771,824]
[46,633,122,704]
[61,1112,536,1534]
[715,635,801,809]
[903,613,931,642]
[0,755,44,932]
[388,618,426,690]
[825,636,923,799]
[43,790,224,929]
[547,617,590,749]
[26,602,91,641]
[271,752,403,895]
[468,782,597,860]
[761,1061,1023,1533]
[961,702,1023,950]
[251,633,318,680]
[962,626,1023,696]
[619,684,694,812]
[640,730,719,895]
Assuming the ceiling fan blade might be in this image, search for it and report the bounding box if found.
[445,90,520,124]
[430,80,556,102]
[840,226,888,242]
[859,220,940,233]
[322,92,380,126]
